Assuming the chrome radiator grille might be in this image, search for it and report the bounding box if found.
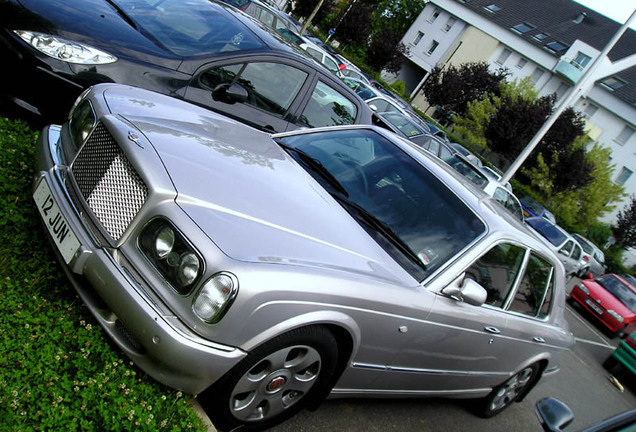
[71,123,148,241]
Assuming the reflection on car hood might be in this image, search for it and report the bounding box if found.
[103,86,409,283]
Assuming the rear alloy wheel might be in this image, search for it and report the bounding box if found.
[479,363,540,418]
[201,326,338,431]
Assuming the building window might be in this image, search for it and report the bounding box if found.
[572,52,591,70]
[516,58,528,69]
[411,31,424,45]
[531,68,545,84]
[615,125,635,145]
[426,40,439,55]
[444,17,457,32]
[616,167,633,185]
[601,76,627,91]
[512,22,535,34]
[555,82,569,100]
[583,103,598,118]
[495,48,511,65]
[484,4,501,13]
[428,8,441,23]
[533,33,550,41]
[545,41,569,53]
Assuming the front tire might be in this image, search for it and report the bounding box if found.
[201,326,338,431]
[478,363,540,418]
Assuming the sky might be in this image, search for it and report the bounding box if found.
[573,0,636,27]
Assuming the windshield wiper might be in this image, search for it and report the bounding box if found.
[331,194,427,272]
[277,142,349,197]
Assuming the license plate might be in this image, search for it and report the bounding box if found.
[585,298,603,315]
[33,180,81,264]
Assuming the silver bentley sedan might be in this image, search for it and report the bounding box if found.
[33,83,575,431]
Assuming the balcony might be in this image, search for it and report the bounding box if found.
[554,59,584,84]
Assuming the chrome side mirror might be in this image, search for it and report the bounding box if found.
[443,275,487,306]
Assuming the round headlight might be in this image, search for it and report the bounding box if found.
[154,226,175,259]
[177,252,200,287]
[193,274,237,322]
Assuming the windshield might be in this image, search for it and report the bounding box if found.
[596,275,636,313]
[113,0,267,56]
[526,218,566,247]
[276,129,486,280]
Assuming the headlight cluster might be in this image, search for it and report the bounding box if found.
[607,310,624,323]
[140,219,203,294]
[14,30,117,64]
[69,99,96,149]
[140,219,238,323]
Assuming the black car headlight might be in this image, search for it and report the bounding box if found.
[193,273,238,323]
[139,219,203,294]
[14,30,117,64]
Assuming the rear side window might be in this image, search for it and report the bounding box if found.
[201,62,308,117]
[510,253,554,319]
[298,81,357,128]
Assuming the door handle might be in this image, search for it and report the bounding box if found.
[533,337,546,344]
[485,326,501,334]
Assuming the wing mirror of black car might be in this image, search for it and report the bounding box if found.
[535,398,574,432]
[212,83,248,104]
[442,274,487,306]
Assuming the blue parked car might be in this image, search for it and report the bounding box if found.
[520,196,556,223]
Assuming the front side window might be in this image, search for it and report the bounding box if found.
[298,81,357,128]
[560,240,574,256]
[510,253,554,318]
[465,243,526,308]
[201,62,308,117]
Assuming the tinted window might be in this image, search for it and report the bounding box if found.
[201,62,308,117]
[115,0,267,56]
[298,82,357,128]
[526,218,566,247]
[277,129,486,279]
[466,243,526,308]
[511,253,554,318]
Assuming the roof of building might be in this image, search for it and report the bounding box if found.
[452,0,635,62]
[596,64,636,106]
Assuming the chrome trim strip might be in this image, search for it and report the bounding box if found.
[352,362,508,377]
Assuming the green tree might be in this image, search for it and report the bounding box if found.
[422,62,509,117]
[615,196,636,248]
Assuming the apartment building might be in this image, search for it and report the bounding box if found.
[395,0,636,223]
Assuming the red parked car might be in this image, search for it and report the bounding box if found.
[569,274,636,338]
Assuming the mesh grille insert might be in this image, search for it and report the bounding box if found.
[72,123,148,241]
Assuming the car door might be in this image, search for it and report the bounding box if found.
[371,242,528,393]
[184,55,313,132]
[557,239,578,274]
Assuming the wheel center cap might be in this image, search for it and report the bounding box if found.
[267,376,286,392]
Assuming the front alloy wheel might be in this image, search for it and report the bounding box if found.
[201,326,338,431]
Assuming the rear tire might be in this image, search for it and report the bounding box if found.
[478,363,540,418]
[200,326,338,431]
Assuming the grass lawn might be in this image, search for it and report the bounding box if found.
[0,117,207,431]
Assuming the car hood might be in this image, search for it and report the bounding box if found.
[12,0,181,68]
[104,86,411,284]
[582,279,636,318]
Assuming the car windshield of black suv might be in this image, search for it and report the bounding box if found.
[277,128,486,280]
[113,0,267,56]
[596,275,636,313]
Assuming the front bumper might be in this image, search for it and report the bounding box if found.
[569,286,623,333]
[33,125,246,394]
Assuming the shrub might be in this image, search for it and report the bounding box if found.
[0,117,206,432]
